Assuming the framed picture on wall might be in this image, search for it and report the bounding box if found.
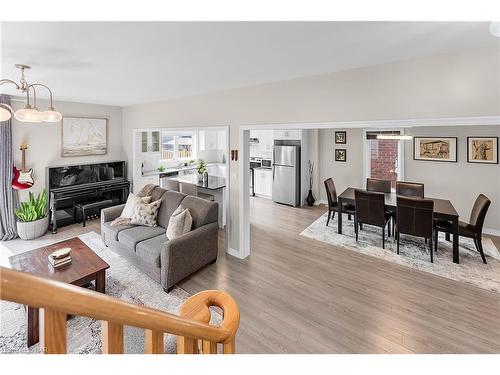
[335,131,346,144]
[335,148,347,162]
[61,116,108,157]
[413,137,457,162]
[467,137,498,164]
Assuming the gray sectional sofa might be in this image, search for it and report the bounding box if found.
[101,185,219,292]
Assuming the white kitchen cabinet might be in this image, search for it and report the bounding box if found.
[140,131,160,153]
[207,164,226,178]
[254,168,272,198]
[199,130,218,150]
[273,129,302,141]
[216,130,226,150]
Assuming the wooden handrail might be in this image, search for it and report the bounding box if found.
[0,267,239,353]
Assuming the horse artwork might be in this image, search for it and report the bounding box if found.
[467,137,499,164]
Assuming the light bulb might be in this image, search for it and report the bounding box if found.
[42,108,62,122]
[490,22,500,37]
[14,105,43,123]
[0,105,12,122]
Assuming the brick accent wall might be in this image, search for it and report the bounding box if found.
[369,139,398,187]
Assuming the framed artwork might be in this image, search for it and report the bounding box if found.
[62,116,108,157]
[335,131,346,144]
[413,137,457,162]
[335,148,347,162]
[467,137,498,164]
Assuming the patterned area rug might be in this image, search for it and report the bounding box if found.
[0,231,220,354]
[300,213,500,293]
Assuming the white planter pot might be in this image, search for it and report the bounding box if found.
[16,216,49,240]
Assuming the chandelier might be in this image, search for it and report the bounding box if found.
[0,64,62,123]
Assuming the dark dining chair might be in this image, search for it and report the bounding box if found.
[396,196,435,262]
[396,181,424,198]
[324,178,356,226]
[366,178,392,193]
[354,189,391,248]
[434,194,491,264]
[367,178,393,234]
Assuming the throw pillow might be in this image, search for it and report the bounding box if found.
[166,206,193,240]
[110,193,152,226]
[121,193,152,218]
[130,199,162,227]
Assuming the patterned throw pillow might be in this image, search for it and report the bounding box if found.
[166,206,193,240]
[110,193,152,226]
[130,199,162,227]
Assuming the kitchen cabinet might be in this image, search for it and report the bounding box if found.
[253,168,272,198]
[207,164,226,178]
[199,130,227,150]
[140,131,160,153]
[273,129,302,141]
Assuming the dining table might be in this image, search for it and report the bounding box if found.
[337,187,461,264]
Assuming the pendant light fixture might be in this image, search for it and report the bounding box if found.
[375,131,413,140]
[0,64,62,123]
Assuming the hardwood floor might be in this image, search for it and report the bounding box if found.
[179,197,500,353]
[3,199,499,353]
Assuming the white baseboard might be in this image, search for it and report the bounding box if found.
[484,228,500,237]
[228,247,247,259]
[315,199,327,206]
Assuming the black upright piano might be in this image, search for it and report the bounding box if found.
[46,161,130,233]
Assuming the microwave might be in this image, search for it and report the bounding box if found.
[261,159,272,168]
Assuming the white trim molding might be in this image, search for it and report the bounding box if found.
[240,115,500,131]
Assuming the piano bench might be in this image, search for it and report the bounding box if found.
[73,199,114,227]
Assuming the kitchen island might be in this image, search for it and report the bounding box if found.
[166,174,226,227]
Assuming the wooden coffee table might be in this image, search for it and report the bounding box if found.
[8,237,110,347]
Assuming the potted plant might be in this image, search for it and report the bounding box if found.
[15,189,49,240]
[306,160,315,206]
[197,159,208,183]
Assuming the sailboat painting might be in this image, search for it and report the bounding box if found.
[62,116,107,156]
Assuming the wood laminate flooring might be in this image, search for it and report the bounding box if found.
[179,197,500,353]
[3,199,499,353]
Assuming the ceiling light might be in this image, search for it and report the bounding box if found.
[490,22,500,37]
[376,134,413,140]
[0,64,62,123]
[14,105,44,123]
[0,103,13,122]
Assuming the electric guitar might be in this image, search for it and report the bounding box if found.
[12,143,34,190]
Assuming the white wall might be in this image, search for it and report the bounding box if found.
[121,46,500,252]
[11,98,124,200]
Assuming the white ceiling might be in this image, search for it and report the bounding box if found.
[1,22,498,107]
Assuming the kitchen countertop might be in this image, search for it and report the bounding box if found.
[142,162,225,177]
[167,174,226,190]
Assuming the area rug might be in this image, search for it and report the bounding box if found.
[0,231,220,354]
[300,212,500,293]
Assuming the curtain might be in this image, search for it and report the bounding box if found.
[0,94,18,240]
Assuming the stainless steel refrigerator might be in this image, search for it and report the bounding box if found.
[272,145,301,207]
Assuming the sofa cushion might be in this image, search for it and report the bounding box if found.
[179,195,218,229]
[117,226,166,251]
[136,235,167,268]
[156,190,187,229]
[102,221,135,241]
[150,186,168,202]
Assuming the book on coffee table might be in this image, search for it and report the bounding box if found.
[48,247,72,268]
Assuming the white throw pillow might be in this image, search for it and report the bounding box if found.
[166,206,193,240]
[121,193,152,219]
[130,199,162,227]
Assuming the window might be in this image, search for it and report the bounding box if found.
[365,131,403,189]
[161,132,195,160]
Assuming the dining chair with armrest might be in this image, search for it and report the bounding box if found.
[434,194,491,264]
[354,189,391,248]
[396,181,424,198]
[396,196,434,262]
[179,182,215,201]
[324,178,356,226]
[163,179,180,192]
